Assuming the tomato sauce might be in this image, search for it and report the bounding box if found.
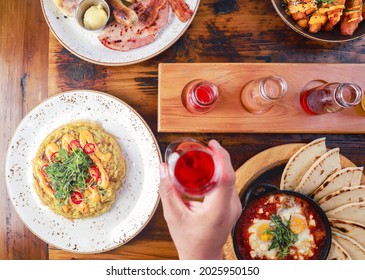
[235,193,327,260]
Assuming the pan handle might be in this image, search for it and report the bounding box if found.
[243,183,278,207]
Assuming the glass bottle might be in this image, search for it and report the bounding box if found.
[300,82,363,115]
[181,79,219,114]
[240,75,288,114]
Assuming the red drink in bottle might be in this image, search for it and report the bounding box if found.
[300,82,363,114]
[181,80,219,114]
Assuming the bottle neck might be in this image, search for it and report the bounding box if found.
[259,76,288,101]
[191,81,219,108]
[334,83,363,108]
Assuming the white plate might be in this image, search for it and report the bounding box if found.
[6,90,161,253]
[41,0,200,66]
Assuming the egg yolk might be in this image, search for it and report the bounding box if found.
[290,216,307,234]
[258,223,273,241]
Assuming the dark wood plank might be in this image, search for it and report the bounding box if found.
[47,0,365,260]
[2,0,365,260]
[0,0,49,259]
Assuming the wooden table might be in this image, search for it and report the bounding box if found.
[1,0,365,260]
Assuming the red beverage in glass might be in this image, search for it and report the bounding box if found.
[174,150,217,195]
[165,138,221,197]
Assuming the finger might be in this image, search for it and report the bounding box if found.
[184,200,203,212]
[204,140,238,206]
[209,140,236,183]
[159,163,186,221]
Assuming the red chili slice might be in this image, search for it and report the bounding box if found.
[88,166,100,184]
[50,151,59,162]
[41,165,48,177]
[83,143,96,154]
[71,191,83,205]
[68,140,81,154]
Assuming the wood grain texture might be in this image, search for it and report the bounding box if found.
[0,0,49,259]
[2,0,365,260]
[158,63,365,133]
[47,0,365,260]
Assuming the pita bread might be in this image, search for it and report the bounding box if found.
[294,148,341,195]
[280,138,326,190]
[326,202,365,225]
[312,167,364,202]
[318,185,365,212]
[332,231,365,260]
[330,218,365,249]
[327,239,352,260]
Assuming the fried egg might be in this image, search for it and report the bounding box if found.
[248,219,277,259]
[278,207,316,258]
[248,204,316,259]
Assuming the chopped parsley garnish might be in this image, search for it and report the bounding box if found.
[264,214,299,259]
[316,0,336,4]
[45,147,93,205]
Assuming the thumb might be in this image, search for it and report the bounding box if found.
[159,163,186,221]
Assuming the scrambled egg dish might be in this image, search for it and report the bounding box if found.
[32,121,126,219]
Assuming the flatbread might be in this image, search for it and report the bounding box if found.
[327,239,352,260]
[318,185,365,212]
[332,231,365,260]
[280,138,326,190]
[294,148,341,195]
[326,202,365,225]
[312,167,363,202]
[330,218,365,249]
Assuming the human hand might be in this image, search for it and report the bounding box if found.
[159,140,241,260]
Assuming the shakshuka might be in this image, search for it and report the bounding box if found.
[235,193,327,260]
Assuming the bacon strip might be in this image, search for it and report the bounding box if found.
[167,0,193,22]
[98,3,170,51]
[138,0,167,27]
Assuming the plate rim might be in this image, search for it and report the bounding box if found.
[5,89,162,254]
[40,0,201,66]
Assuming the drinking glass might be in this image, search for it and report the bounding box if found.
[164,137,221,197]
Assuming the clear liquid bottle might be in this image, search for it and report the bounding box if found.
[240,75,288,114]
[181,79,219,114]
[300,82,363,115]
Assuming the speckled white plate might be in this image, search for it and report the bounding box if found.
[6,90,161,253]
[40,0,199,66]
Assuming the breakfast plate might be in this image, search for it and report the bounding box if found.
[6,90,161,253]
[271,0,365,42]
[223,142,365,260]
[40,0,200,66]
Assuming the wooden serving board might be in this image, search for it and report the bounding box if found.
[222,143,364,260]
[158,63,365,133]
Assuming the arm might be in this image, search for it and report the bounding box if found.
[159,140,241,260]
